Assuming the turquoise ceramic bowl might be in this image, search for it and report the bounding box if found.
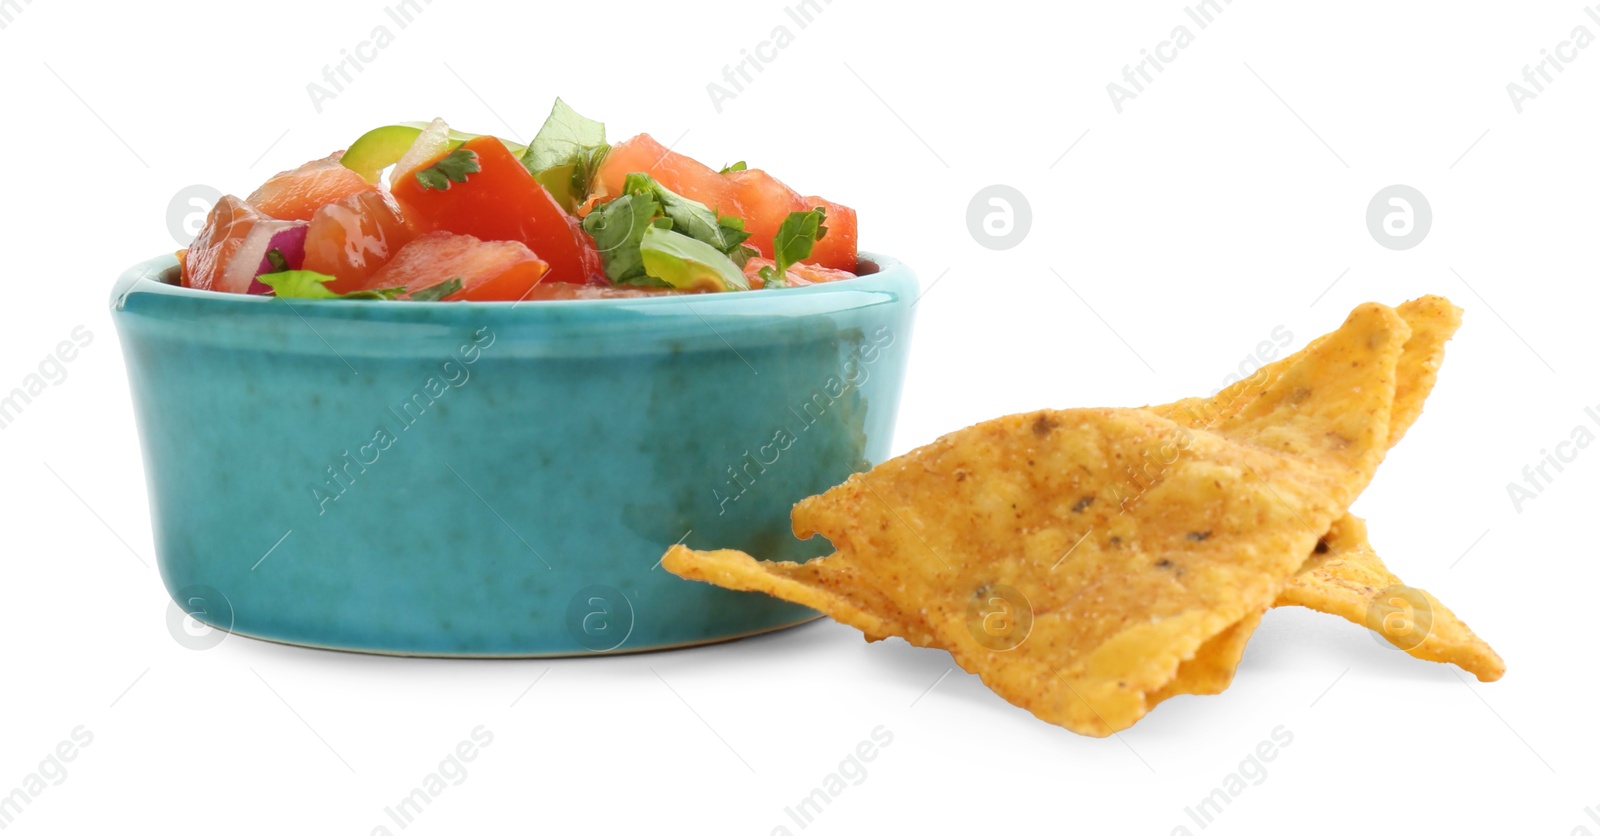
[112,254,916,656]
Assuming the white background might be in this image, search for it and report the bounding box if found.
[1,1,1595,833]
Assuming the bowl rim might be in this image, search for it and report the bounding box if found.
[113,251,915,316]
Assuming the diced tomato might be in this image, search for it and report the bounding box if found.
[182,195,309,294]
[181,196,254,290]
[391,136,602,284]
[790,261,857,284]
[516,283,682,301]
[724,170,859,272]
[302,191,417,293]
[247,152,377,222]
[743,257,857,289]
[590,134,858,272]
[724,168,798,259]
[798,196,857,272]
[591,133,732,209]
[363,231,549,302]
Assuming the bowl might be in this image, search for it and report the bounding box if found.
[111,254,917,655]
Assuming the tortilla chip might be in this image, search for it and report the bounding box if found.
[1387,295,1463,446]
[1148,609,1264,703]
[1277,516,1505,681]
[669,303,1410,735]
[1148,296,1501,680]
[662,548,933,645]
[1156,296,1455,443]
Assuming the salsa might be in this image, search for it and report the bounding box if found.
[179,99,859,301]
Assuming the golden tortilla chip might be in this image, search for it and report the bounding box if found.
[1149,295,1501,681]
[1277,515,1505,681]
[668,302,1411,735]
[1387,295,1463,446]
[1148,609,1264,703]
[1152,295,1457,450]
[663,548,933,646]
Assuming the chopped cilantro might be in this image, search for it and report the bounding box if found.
[414,148,481,191]
[584,172,758,290]
[582,191,662,283]
[719,217,760,268]
[622,173,752,256]
[408,277,465,302]
[258,270,407,300]
[758,207,828,288]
